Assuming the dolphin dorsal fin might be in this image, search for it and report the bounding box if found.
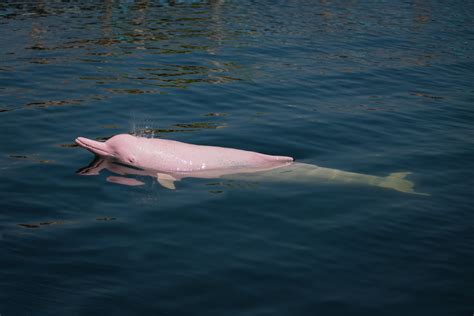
[157,173,177,190]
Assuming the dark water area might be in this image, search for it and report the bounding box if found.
[1,0,473,315]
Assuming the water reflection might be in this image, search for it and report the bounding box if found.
[1,0,455,112]
[77,155,428,195]
[77,155,290,189]
[1,0,241,110]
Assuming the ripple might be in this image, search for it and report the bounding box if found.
[0,0,473,315]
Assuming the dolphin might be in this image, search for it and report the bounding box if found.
[75,134,293,171]
[75,134,427,195]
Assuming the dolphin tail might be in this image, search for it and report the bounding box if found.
[380,172,430,196]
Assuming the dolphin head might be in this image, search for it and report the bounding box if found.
[75,134,138,165]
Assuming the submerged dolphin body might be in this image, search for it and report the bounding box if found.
[75,134,426,194]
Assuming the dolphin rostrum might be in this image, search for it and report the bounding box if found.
[75,134,427,195]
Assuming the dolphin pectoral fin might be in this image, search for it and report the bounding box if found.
[158,179,176,190]
[157,173,177,190]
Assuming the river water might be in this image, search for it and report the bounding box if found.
[0,1,473,315]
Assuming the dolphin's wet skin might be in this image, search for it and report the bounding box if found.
[1,0,473,315]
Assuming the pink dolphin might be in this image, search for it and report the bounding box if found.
[75,134,293,189]
[75,134,428,195]
[75,134,293,171]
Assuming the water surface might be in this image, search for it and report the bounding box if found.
[1,1,473,315]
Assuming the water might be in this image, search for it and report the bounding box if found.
[1,1,473,315]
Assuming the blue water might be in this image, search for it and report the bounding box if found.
[1,1,473,315]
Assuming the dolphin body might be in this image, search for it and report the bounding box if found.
[75,134,426,194]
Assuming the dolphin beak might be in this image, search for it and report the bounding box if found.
[75,137,113,157]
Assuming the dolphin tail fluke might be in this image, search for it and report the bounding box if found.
[381,172,430,196]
